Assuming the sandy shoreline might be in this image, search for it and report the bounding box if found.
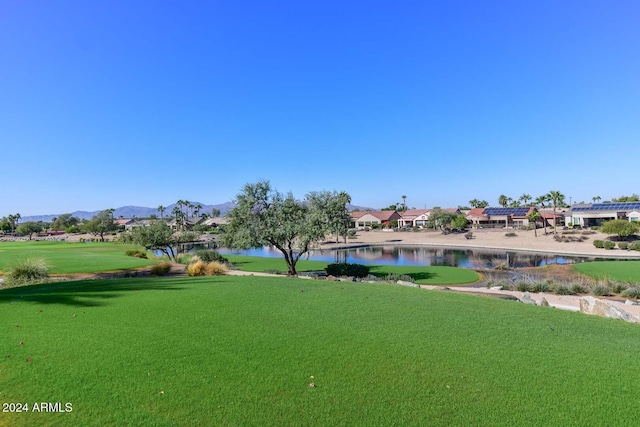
[319,228,640,259]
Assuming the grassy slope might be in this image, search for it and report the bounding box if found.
[573,260,640,282]
[2,275,640,426]
[225,255,479,285]
[0,241,157,274]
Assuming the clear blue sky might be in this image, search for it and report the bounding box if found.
[2,0,639,217]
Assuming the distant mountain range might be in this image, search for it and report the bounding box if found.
[20,203,373,222]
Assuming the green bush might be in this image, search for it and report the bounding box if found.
[531,282,551,293]
[593,240,605,248]
[618,242,629,250]
[515,282,532,292]
[603,241,616,250]
[570,283,588,294]
[628,241,640,251]
[4,258,49,286]
[505,232,517,237]
[553,284,574,295]
[591,285,612,296]
[325,263,370,278]
[621,287,640,299]
[194,249,229,264]
[348,229,357,239]
[611,282,629,294]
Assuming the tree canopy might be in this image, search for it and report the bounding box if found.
[222,181,349,275]
[15,221,43,240]
[84,209,117,241]
[600,220,640,239]
[129,220,198,261]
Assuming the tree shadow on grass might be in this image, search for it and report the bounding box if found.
[0,276,195,308]
[368,266,435,283]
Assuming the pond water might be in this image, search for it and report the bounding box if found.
[218,245,612,269]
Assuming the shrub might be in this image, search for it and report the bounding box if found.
[205,261,228,276]
[570,283,588,294]
[628,241,640,251]
[125,249,148,258]
[553,284,574,295]
[603,241,616,250]
[187,260,208,276]
[593,240,605,248]
[5,258,49,286]
[194,249,229,264]
[347,229,357,238]
[505,232,517,237]
[611,282,630,294]
[531,281,551,293]
[150,262,172,276]
[621,287,640,299]
[515,282,532,292]
[325,263,370,278]
[591,284,612,296]
[618,242,629,250]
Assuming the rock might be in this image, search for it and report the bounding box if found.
[397,280,419,288]
[519,292,537,305]
[490,286,503,290]
[540,297,550,307]
[326,275,337,281]
[433,286,451,291]
[579,296,638,323]
[625,300,638,306]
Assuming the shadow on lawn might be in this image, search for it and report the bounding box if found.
[369,267,436,283]
[0,277,194,307]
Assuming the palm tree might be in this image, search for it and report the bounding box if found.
[519,193,532,206]
[527,210,541,237]
[157,205,166,219]
[401,195,407,211]
[498,194,510,208]
[592,196,601,203]
[194,203,203,217]
[547,190,565,235]
[535,194,550,234]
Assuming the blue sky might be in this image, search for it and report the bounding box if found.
[1,0,639,217]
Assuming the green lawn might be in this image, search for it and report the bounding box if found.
[2,275,640,426]
[573,260,640,282]
[224,255,479,285]
[0,241,157,274]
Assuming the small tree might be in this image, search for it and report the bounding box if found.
[547,190,565,234]
[527,211,541,237]
[600,220,640,240]
[84,209,117,241]
[222,181,336,275]
[428,209,456,231]
[15,222,43,240]
[450,214,468,230]
[130,220,197,261]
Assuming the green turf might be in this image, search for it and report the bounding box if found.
[573,260,640,282]
[2,275,640,426]
[0,241,157,274]
[224,255,479,284]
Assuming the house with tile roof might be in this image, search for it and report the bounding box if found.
[351,210,402,229]
[466,207,538,229]
[565,202,640,227]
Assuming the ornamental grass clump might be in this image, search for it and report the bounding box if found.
[187,259,228,276]
[150,262,172,276]
[205,261,228,276]
[5,258,49,286]
[621,287,640,299]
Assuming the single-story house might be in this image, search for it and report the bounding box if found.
[565,202,640,227]
[466,207,537,229]
[202,217,229,228]
[351,210,402,229]
[398,209,431,228]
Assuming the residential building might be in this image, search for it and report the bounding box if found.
[565,202,640,227]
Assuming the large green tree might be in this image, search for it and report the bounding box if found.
[222,181,342,275]
[306,190,352,243]
[51,213,79,231]
[129,220,197,261]
[427,209,457,231]
[600,220,640,239]
[612,194,640,202]
[84,209,117,241]
[498,195,511,208]
[468,199,489,208]
[15,221,43,240]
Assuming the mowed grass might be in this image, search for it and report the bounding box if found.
[2,275,640,426]
[0,241,157,274]
[573,260,640,282]
[225,255,479,284]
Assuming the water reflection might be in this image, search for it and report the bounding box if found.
[219,245,605,268]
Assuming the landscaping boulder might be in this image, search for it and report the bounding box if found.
[519,292,537,305]
[540,297,550,307]
[490,286,503,290]
[579,296,638,323]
